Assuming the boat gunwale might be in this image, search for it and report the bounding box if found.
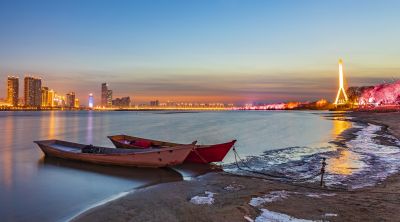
[34,139,194,157]
[108,134,236,149]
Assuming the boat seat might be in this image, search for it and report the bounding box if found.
[82,145,105,154]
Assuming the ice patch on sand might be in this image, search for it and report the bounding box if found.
[244,215,254,222]
[249,191,336,222]
[324,213,338,217]
[250,190,336,207]
[305,193,336,198]
[224,183,245,191]
[255,209,316,222]
[249,191,289,207]
[190,191,215,205]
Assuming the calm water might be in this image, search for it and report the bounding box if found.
[0,111,356,221]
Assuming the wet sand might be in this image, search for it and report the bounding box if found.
[349,111,400,140]
[73,112,400,222]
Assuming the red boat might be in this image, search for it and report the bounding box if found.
[107,135,236,164]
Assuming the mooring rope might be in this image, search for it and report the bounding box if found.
[230,147,400,197]
[232,146,322,182]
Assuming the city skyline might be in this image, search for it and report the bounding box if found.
[1,0,400,104]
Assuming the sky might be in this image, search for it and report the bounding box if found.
[0,0,399,105]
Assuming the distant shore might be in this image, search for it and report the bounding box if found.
[73,111,400,222]
[0,107,230,111]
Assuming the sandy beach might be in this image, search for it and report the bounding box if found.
[73,111,400,222]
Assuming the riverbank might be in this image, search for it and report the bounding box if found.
[73,111,400,222]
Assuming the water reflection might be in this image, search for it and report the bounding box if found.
[2,115,14,189]
[327,116,360,175]
[38,157,183,183]
[330,115,352,137]
[86,111,93,143]
[49,111,56,138]
[173,163,222,179]
[328,149,362,175]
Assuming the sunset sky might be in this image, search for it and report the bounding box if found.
[0,0,399,105]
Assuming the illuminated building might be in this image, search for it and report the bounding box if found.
[74,98,80,108]
[66,92,76,108]
[334,59,349,105]
[88,93,94,108]
[0,100,12,107]
[48,90,55,107]
[54,94,65,107]
[316,99,328,108]
[18,98,24,106]
[24,76,42,107]
[150,100,159,106]
[166,101,176,107]
[7,76,19,107]
[107,89,112,107]
[101,83,112,107]
[112,96,131,107]
[41,87,49,107]
[101,83,107,106]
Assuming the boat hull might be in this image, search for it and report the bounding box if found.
[108,135,236,164]
[184,140,236,163]
[34,140,193,168]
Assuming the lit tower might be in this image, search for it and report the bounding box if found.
[334,59,348,105]
[88,93,94,108]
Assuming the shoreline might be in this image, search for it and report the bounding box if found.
[347,111,400,140]
[73,111,400,222]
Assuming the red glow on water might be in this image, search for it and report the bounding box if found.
[359,81,400,106]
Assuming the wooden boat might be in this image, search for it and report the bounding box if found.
[34,140,194,168]
[107,135,237,164]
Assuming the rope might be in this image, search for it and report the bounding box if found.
[229,149,400,197]
[232,146,320,182]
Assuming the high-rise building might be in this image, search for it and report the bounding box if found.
[101,83,113,107]
[74,98,80,108]
[66,92,76,108]
[48,90,55,107]
[7,76,19,107]
[112,96,131,107]
[106,89,112,107]
[88,93,94,108]
[101,83,108,107]
[54,94,65,107]
[41,87,49,107]
[150,100,159,107]
[24,76,42,107]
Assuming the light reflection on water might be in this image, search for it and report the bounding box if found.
[330,115,352,137]
[0,110,342,221]
[3,115,14,190]
[327,115,363,176]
